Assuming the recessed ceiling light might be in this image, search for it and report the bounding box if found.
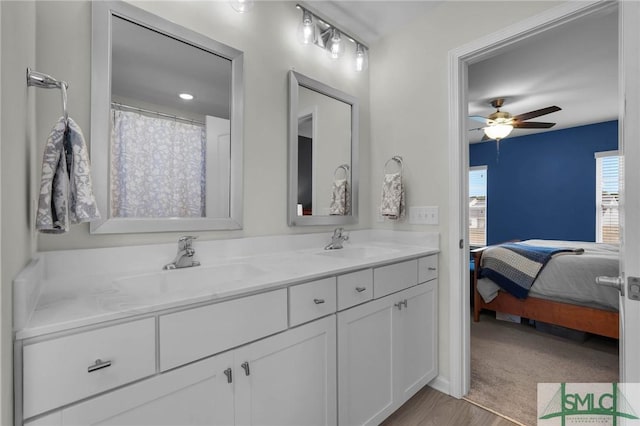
[179,93,194,100]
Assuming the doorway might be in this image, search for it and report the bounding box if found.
[447,0,640,402]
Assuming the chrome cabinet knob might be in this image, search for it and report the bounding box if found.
[355,286,366,293]
[314,298,325,304]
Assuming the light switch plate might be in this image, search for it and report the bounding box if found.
[409,206,439,225]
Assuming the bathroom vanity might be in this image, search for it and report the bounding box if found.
[14,230,439,425]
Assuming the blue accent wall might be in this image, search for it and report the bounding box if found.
[469,120,618,245]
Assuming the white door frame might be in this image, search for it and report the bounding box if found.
[447,0,622,398]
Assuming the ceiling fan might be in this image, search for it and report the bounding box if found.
[470,98,562,141]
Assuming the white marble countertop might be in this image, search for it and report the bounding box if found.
[14,230,439,340]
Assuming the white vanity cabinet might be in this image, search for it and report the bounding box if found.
[234,315,336,425]
[22,318,157,420]
[337,255,438,426]
[37,351,235,426]
[18,248,439,426]
[25,316,337,426]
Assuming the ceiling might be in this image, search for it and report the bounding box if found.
[307,1,619,143]
[467,5,618,142]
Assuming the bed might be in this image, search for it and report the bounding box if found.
[472,239,620,339]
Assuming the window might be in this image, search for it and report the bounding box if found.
[469,166,487,247]
[595,151,620,243]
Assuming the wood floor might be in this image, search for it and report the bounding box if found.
[381,386,516,426]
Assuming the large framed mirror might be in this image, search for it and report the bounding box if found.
[288,71,359,226]
[90,1,243,233]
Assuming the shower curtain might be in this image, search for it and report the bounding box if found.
[110,110,206,218]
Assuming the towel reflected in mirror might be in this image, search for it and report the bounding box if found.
[329,178,351,215]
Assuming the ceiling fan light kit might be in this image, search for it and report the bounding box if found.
[472,98,562,142]
[484,123,513,140]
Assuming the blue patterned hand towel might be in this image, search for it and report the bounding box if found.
[37,117,100,233]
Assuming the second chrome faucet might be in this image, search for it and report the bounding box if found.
[164,236,201,270]
[325,228,349,250]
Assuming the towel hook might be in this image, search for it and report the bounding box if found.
[334,163,350,180]
[26,68,69,122]
[384,156,404,175]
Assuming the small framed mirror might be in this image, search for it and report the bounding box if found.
[90,1,243,233]
[288,71,359,226]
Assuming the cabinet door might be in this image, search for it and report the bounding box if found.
[234,316,337,426]
[394,280,438,404]
[337,295,396,426]
[60,352,234,426]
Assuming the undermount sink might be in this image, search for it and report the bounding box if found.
[316,246,400,260]
[113,263,266,294]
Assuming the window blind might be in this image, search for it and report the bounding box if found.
[596,152,620,243]
[469,166,487,247]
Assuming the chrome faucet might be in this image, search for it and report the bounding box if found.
[325,228,349,250]
[164,236,201,270]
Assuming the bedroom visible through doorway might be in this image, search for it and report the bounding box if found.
[460,3,620,424]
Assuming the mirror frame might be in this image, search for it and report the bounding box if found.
[90,1,244,234]
[288,71,359,226]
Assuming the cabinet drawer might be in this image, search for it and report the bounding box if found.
[373,259,418,298]
[337,269,373,311]
[418,255,438,283]
[23,318,156,419]
[160,289,287,371]
[289,277,337,327]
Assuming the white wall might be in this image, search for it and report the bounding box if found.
[35,0,371,251]
[1,2,37,424]
[369,0,562,390]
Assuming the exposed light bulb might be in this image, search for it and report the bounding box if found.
[297,10,315,45]
[328,29,344,60]
[355,43,368,72]
[229,0,254,13]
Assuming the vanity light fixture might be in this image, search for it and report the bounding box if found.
[298,9,316,45]
[355,43,368,72]
[229,0,254,13]
[328,28,345,60]
[295,4,369,72]
[179,93,194,100]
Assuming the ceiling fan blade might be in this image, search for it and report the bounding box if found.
[513,121,557,129]
[512,106,561,122]
[469,115,488,123]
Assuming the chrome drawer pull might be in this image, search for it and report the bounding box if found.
[394,302,403,310]
[224,368,233,383]
[241,361,251,376]
[314,298,325,304]
[88,359,112,373]
[428,267,437,271]
[355,286,366,293]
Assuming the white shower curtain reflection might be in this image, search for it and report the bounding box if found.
[110,110,206,218]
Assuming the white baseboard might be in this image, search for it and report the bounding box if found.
[428,374,450,395]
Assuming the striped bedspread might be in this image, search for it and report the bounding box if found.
[480,242,584,299]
